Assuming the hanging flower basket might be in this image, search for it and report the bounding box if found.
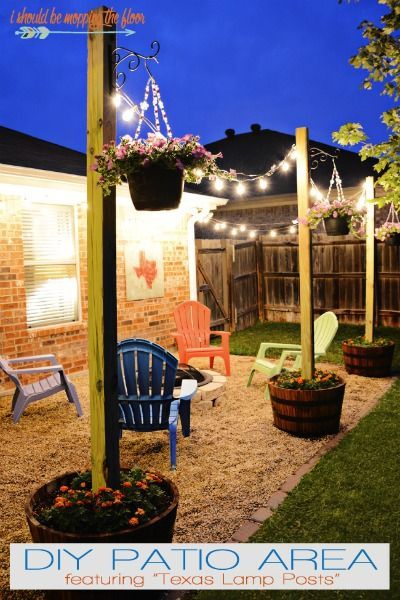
[127,164,184,211]
[386,233,400,246]
[375,205,400,244]
[324,215,350,236]
[299,162,366,238]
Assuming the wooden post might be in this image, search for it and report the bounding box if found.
[87,7,119,490]
[256,236,265,323]
[365,176,375,343]
[225,241,236,332]
[296,127,314,379]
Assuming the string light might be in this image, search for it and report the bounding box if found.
[281,161,290,172]
[214,178,224,191]
[290,149,297,160]
[113,93,122,107]
[236,182,246,195]
[239,224,246,232]
[231,227,238,236]
[122,109,135,122]
[249,230,256,238]
[259,178,268,190]
[220,222,227,230]
[215,223,221,231]
[289,225,297,234]
[270,229,277,238]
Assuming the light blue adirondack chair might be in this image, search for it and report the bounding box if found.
[0,354,83,423]
[247,312,339,399]
[117,338,197,470]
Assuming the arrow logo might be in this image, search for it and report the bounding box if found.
[15,26,135,39]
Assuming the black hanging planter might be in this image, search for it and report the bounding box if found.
[385,233,400,246]
[127,164,184,211]
[323,216,350,236]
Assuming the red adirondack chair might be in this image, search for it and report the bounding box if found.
[173,300,231,375]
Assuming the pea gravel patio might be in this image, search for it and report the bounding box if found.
[0,355,393,598]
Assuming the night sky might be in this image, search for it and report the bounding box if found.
[0,1,391,153]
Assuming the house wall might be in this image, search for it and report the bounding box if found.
[0,190,191,391]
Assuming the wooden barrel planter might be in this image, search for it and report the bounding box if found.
[323,216,350,236]
[127,164,184,211]
[268,377,346,437]
[342,342,395,377]
[25,471,178,600]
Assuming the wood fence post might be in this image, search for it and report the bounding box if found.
[87,6,119,490]
[365,176,375,342]
[256,236,265,323]
[225,240,236,332]
[296,127,314,378]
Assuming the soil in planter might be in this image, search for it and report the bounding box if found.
[342,342,395,377]
[268,378,346,437]
[324,216,350,236]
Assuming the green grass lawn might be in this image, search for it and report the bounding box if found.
[225,322,400,371]
[195,378,400,599]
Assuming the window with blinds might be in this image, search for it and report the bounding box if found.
[22,202,79,328]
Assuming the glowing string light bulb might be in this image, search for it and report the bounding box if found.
[231,228,238,236]
[113,93,122,107]
[237,182,246,195]
[239,224,246,232]
[249,230,256,239]
[220,222,227,230]
[215,223,221,231]
[281,161,290,172]
[259,178,268,190]
[214,178,224,191]
[270,229,277,238]
[289,225,297,234]
[290,149,298,160]
[122,109,134,122]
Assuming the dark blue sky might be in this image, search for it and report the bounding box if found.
[0,1,390,153]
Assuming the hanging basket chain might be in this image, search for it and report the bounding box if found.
[385,201,400,225]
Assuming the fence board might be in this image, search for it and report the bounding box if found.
[196,235,400,330]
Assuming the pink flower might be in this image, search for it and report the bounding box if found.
[107,160,113,170]
[115,147,127,159]
[90,161,98,171]
[333,211,338,218]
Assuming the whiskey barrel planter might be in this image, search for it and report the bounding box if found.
[25,471,178,599]
[323,216,350,236]
[127,164,184,211]
[268,377,346,437]
[342,342,395,377]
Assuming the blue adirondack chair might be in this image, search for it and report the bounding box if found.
[117,338,197,470]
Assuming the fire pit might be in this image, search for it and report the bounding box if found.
[174,363,227,407]
[174,364,212,388]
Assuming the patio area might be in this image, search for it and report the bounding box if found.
[0,353,393,594]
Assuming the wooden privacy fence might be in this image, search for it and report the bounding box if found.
[196,235,400,331]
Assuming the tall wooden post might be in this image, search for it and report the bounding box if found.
[87,7,119,490]
[296,127,314,378]
[364,176,375,343]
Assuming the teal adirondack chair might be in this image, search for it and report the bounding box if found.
[247,312,338,399]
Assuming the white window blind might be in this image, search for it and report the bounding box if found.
[22,202,79,328]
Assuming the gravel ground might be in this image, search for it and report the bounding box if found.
[0,355,393,598]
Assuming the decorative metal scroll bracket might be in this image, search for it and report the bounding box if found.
[309,146,340,171]
[112,40,160,90]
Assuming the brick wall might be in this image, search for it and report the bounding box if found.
[0,193,190,390]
